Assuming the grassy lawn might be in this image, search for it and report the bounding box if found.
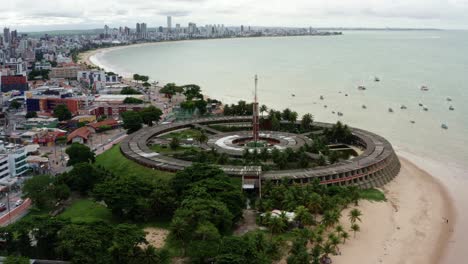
[59,199,114,223]
[150,144,198,154]
[95,144,174,180]
[359,188,386,202]
[159,129,201,140]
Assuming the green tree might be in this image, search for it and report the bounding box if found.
[294,205,314,226]
[22,174,55,209]
[56,222,114,264]
[268,216,287,235]
[169,217,190,256]
[182,84,202,100]
[301,113,314,131]
[123,97,144,104]
[195,131,208,145]
[121,87,142,95]
[65,143,95,166]
[169,137,180,150]
[349,208,362,224]
[61,163,107,194]
[133,73,141,82]
[260,104,268,117]
[341,231,350,243]
[53,104,72,121]
[139,106,163,126]
[9,100,22,110]
[322,209,341,228]
[4,255,30,264]
[271,114,280,131]
[287,238,310,264]
[25,111,38,118]
[121,111,143,133]
[93,175,155,220]
[350,223,360,237]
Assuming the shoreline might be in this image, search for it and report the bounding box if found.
[84,39,462,263]
[333,156,455,264]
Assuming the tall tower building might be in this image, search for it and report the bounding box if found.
[252,75,260,142]
[136,23,141,38]
[104,25,109,38]
[3,28,10,45]
[167,16,172,32]
[141,23,147,39]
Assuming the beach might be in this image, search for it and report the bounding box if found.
[333,157,454,264]
[83,37,466,263]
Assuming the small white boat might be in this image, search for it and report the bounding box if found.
[320,95,324,100]
[345,94,349,97]
[362,105,367,109]
[291,94,296,97]
[324,105,328,108]
[418,103,423,107]
[374,77,380,82]
[449,106,455,111]
[421,85,429,91]
[410,120,416,124]
[446,97,452,102]
[388,108,394,113]
[332,111,336,114]
[423,106,429,111]
[358,85,366,91]
[337,112,343,116]
[400,105,407,110]
[441,124,448,129]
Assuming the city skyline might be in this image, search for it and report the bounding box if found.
[2,0,468,32]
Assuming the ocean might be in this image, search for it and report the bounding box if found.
[93,30,468,261]
[93,30,468,170]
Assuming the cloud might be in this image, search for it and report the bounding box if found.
[1,0,468,30]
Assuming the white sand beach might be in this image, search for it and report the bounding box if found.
[333,157,454,264]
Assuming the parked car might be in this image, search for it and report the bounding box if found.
[0,203,6,212]
[15,199,23,207]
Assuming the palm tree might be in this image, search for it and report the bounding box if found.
[350,223,360,238]
[268,216,287,236]
[341,231,350,244]
[328,233,341,253]
[195,131,208,145]
[321,242,336,259]
[348,208,363,224]
[170,218,188,256]
[300,113,314,131]
[322,209,341,228]
[294,206,313,226]
[260,104,268,117]
[335,224,344,234]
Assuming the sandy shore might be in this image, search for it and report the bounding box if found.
[333,157,454,264]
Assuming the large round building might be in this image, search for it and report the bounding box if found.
[120,116,401,190]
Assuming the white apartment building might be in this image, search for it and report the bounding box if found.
[0,142,29,180]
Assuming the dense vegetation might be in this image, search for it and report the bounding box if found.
[256,180,367,264]
[53,104,72,121]
[121,106,163,133]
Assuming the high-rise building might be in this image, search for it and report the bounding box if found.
[176,24,181,33]
[136,23,141,36]
[104,25,109,37]
[3,28,10,45]
[167,16,172,32]
[141,23,147,39]
[241,25,244,33]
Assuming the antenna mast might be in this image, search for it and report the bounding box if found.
[253,75,259,143]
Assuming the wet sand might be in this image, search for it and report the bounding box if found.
[333,157,454,264]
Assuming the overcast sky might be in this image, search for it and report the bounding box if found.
[2,0,468,31]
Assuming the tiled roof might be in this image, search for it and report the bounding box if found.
[67,127,91,142]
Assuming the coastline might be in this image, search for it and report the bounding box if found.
[333,156,454,264]
[85,41,460,263]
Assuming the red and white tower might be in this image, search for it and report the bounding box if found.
[252,75,260,142]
